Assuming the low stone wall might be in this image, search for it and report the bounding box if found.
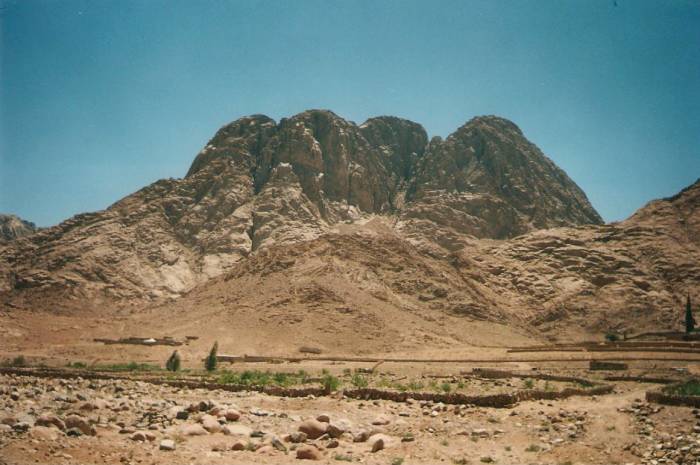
[94,337,183,346]
[343,384,613,408]
[646,391,700,408]
[469,368,595,386]
[590,360,628,371]
[605,376,679,384]
[0,367,613,408]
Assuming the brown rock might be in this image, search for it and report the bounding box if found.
[64,415,96,436]
[296,445,322,460]
[298,419,328,439]
[36,414,65,431]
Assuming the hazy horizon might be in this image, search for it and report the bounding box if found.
[2,0,699,227]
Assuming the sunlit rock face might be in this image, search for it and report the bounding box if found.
[0,110,607,304]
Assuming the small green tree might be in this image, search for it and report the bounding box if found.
[205,341,218,372]
[166,350,181,372]
[686,294,695,334]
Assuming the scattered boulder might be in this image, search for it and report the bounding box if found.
[287,431,308,443]
[65,428,83,437]
[180,423,208,436]
[271,436,287,452]
[65,415,96,436]
[328,419,352,438]
[36,414,65,431]
[369,433,393,452]
[221,409,241,421]
[231,440,247,451]
[298,419,328,439]
[296,445,322,460]
[159,439,176,451]
[257,445,275,455]
[223,424,253,436]
[370,436,385,452]
[130,431,148,442]
[201,414,222,433]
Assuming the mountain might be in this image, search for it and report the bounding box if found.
[0,214,37,242]
[0,110,600,301]
[1,110,695,341]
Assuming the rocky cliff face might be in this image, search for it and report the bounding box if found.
[397,116,602,249]
[162,178,699,345]
[0,110,627,327]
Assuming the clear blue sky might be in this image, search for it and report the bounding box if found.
[1,0,698,227]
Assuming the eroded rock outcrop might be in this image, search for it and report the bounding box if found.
[0,215,37,243]
[0,110,607,308]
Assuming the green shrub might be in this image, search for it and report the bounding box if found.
[8,356,26,367]
[205,341,218,372]
[322,374,340,392]
[663,379,700,396]
[98,362,160,372]
[523,378,534,389]
[351,373,368,388]
[605,333,619,342]
[165,350,181,372]
[408,381,424,391]
[440,382,452,393]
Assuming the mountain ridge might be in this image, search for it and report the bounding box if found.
[1,110,696,339]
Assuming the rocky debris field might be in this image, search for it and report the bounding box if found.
[1,372,700,465]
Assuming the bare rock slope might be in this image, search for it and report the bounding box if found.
[0,110,600,301]
[1,110,696,340]
[0,214,36,242]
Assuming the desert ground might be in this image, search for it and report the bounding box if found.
[1,307,700,465]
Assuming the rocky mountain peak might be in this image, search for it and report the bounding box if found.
[1,110,607,303]
[401,114,603,242]
[0,214,37,242]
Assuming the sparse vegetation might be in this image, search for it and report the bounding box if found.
[2,356,27,367]
[408,380,425,391]
[217,370,309,387]
[334,454,353,462]
[391,458,405,465]
[97,362,160,372]
[165,350,181,372]
[351,373,369,388]
[322,373,340,392]
[605,332,619,342]
[66,361,87,369]
[663,379,700,396]
[686,294,695,334]
[523,378,534,389]
[205,341,218,372]
[440,382,452,393]
[525,444,541,452]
